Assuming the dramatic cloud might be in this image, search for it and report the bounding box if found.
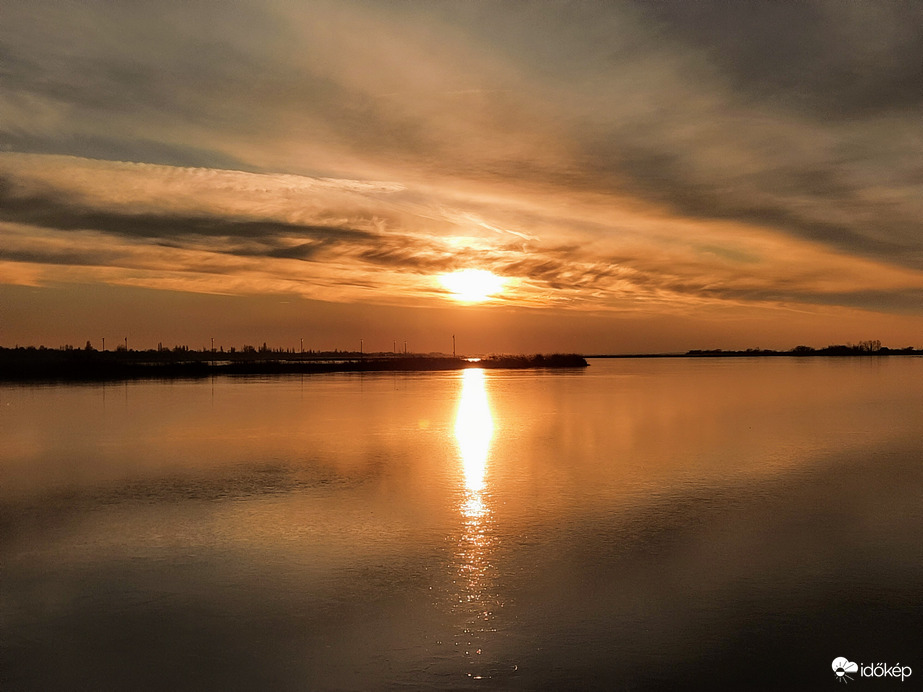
[1,1,921,350]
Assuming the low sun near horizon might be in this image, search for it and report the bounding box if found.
[439,270,508,304]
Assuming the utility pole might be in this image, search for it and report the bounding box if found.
[360,339,363,356]
[124,336,128,351]
[453,334,456,357]
[211,337,214,352]
[300,338,303,354]
[102,337,105,351]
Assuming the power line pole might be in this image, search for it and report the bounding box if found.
[453,334,456,357]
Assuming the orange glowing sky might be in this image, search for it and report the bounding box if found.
[1,2,922,353]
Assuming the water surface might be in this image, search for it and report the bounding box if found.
[2,358,921,689]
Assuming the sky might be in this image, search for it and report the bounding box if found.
[1,0,922,354]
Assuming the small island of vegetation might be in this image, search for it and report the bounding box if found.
[0,344,589,383]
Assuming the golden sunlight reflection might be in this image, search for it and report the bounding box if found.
[455,368,493,493]
[450,368,501,677]
[440,269,506,303]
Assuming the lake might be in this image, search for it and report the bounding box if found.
[1,357,921,690]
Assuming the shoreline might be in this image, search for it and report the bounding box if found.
[2,345,920,383]
[588,352,923,359]
[0,351,589,383]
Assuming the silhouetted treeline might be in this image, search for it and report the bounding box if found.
[686,341,920,357]
[0,347,588,382]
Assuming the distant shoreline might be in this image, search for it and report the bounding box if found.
[590,345,922,359]
[589,352,923,359]
[0,349,588,383]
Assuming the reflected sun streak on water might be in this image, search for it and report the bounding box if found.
[455,369,493,496]
[452,367,498,654]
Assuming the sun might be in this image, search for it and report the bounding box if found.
[439,269,506,303]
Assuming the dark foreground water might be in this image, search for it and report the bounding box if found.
[2,358,921,690]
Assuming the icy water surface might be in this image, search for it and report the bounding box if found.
[2,358,921,690]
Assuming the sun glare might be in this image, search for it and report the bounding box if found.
[439,269,506,303]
